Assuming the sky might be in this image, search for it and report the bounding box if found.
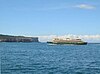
[0,0,100,42]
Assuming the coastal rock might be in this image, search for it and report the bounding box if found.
[0,34,39,42]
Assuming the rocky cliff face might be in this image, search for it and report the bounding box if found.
[0,34,39,42]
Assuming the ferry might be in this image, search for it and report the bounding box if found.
[47,38,87,45]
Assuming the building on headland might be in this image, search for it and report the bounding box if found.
[47,37,87,45]
[0,34,39,42]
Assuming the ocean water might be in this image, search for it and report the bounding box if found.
[0,42,100,74]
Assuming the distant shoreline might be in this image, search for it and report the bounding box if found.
[0,34,39,42]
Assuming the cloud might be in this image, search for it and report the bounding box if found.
[36,4,96,11]
[79,35,100,39]
[36,34,100,42]
[74,4,96,10]
[13,4,96,11]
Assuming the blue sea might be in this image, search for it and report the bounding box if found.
[0,42,100,74]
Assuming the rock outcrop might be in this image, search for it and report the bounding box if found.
[0,34,39,42]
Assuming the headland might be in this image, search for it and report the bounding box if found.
[0,34,39,42]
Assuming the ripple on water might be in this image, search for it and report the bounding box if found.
[1,43,100,74]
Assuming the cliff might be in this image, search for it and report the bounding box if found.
[0,34,39,42]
